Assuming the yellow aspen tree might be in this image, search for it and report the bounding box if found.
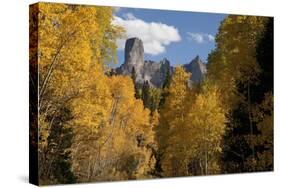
[72,75,154,181]
[107,76,154,180]
[207,16,271,172]
[188,84,226,175]
[36,3,123,183]
[158,66,193,177]
[207,16,267,109]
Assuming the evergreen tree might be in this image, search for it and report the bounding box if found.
[148,88,162,112]
[159,68,171,107]
[142,80,151,108]
[131,67,142,99]
[131,67,137,84]
[39,107,76,184]
[162,68,171,89]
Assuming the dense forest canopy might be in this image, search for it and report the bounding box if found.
[30,3,273,185]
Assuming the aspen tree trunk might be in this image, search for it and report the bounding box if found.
[247,82,255,170]
[206,124,211,175]
[199,159,203,175]
[39,30,77,107]
[204,125,208,175]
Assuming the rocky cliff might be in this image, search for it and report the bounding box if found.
[115,37,206,87]
[116,38,144,82]
[183,55,207,84]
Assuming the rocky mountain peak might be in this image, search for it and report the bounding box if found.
[194,55,200,62]
[116,38,207,88]
[124,37,144,66]
[183,55,207,83]
[160,58,170,65]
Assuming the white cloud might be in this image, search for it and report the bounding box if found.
[187,32,215,44]
[122,12,136,20]
[113,13,181,55]
[207,34,215,41]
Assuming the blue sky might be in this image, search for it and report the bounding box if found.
[113,7,227,67]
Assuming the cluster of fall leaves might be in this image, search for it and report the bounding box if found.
[29,3,273,185]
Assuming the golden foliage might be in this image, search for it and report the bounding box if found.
[71,75,155,181]
[157,68,226,176]
[207,15,268,109]
[34,3,273,183]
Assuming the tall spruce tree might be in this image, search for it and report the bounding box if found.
[159,68,171,107]
[142,80,151,109]
[131,67,142,99]
[39,107,76,184]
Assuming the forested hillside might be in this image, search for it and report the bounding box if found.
[30,3,273,185]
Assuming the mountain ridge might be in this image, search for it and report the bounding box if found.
[115,37,207,87]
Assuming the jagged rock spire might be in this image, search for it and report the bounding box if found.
[124,37,144,66]
[116,38,207,88]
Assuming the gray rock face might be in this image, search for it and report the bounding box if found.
[116,37,144,82]
[115,38,206,88]
[125,37,144,66]
[183,55,207,84]
[143,58,170,87]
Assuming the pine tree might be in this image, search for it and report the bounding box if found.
[131,67,142,99]
[142,80,151,109]
[39,107,76,184]
[131,67,137,84]
[159,68,171,107]
[148,88,162,112]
